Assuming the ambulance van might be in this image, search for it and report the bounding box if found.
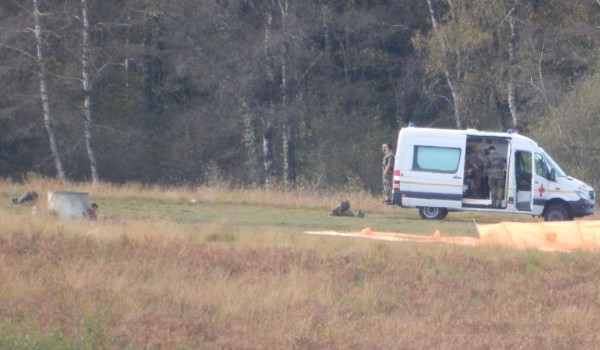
[392,127,595,221]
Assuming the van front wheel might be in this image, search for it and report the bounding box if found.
[543,204,572,221]
[419,207,448,220]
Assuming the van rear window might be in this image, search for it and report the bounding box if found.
[413,145,461,173]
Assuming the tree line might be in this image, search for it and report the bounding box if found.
[1,0,599,192]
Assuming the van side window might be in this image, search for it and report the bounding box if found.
[412,146,461,173]
[515,151,532,190]
[534,153,551,180]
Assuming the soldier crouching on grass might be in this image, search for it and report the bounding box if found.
[330,200,365,218]
[83,203,99,220]
[12,190,39,205]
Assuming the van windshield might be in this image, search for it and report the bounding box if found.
[543,152,567,177]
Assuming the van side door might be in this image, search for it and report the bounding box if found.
[532,152,553,215]
[514,150,533,211]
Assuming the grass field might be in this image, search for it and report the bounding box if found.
[1,179,599,349]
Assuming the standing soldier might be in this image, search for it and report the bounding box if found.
[484,146,507,207]
[381,142,395,203]
[465,144,484,198]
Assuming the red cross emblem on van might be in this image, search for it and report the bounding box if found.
[538,184,545,197]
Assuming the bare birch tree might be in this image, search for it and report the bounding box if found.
[506,3,519,129]
[81,0,99,184]
[425,0,463,128]
[260,0,298,187]
[262,0,277,187]
[276,0,295,186]
[32,0,64,178]
[241,102,263,185]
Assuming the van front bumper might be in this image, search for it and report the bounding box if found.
[569,199,595,218]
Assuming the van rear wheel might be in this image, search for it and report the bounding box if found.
[419,207,448,220]
[543,204,572,221]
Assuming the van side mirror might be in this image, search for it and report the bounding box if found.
[550,168,556,181]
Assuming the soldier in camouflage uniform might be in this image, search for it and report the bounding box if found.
[12,190,38,205]
[483,146,507,207]
[330,200,365,218]
[464,144,484,198]
[381,143,395,203]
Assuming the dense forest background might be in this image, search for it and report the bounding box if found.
[1,0,599,193]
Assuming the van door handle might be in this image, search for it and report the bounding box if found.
[453,176,462,179]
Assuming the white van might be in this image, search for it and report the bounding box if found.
[392,127,595,221]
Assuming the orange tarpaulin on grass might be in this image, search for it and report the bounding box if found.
[306,220,600,252]
[306,228,480,246]
[476,220,600,252]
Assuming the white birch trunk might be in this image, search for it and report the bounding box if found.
[507,7,519,129]
[277,0,294,186]
[81,0,100,184]
[262,0,277,187]
[242,106,262,184]
[426,0,462,129]
[263,0,275,84]
[33,0,64,178]
[125,4,131,97]
[262,123,275,185]
[321,4,332,56]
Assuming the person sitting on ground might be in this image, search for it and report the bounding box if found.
[330,200,365,218]
[83,203,99,220]
[12,190,39,205]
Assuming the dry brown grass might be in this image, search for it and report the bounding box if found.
[1,179,600,349]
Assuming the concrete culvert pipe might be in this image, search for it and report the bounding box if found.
[47,191,90,221]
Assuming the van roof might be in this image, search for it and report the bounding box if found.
[399,127,538,147]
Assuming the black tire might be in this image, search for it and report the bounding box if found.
[543,204,572,221]
[441,210,449,219]
[418,207,448,220]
